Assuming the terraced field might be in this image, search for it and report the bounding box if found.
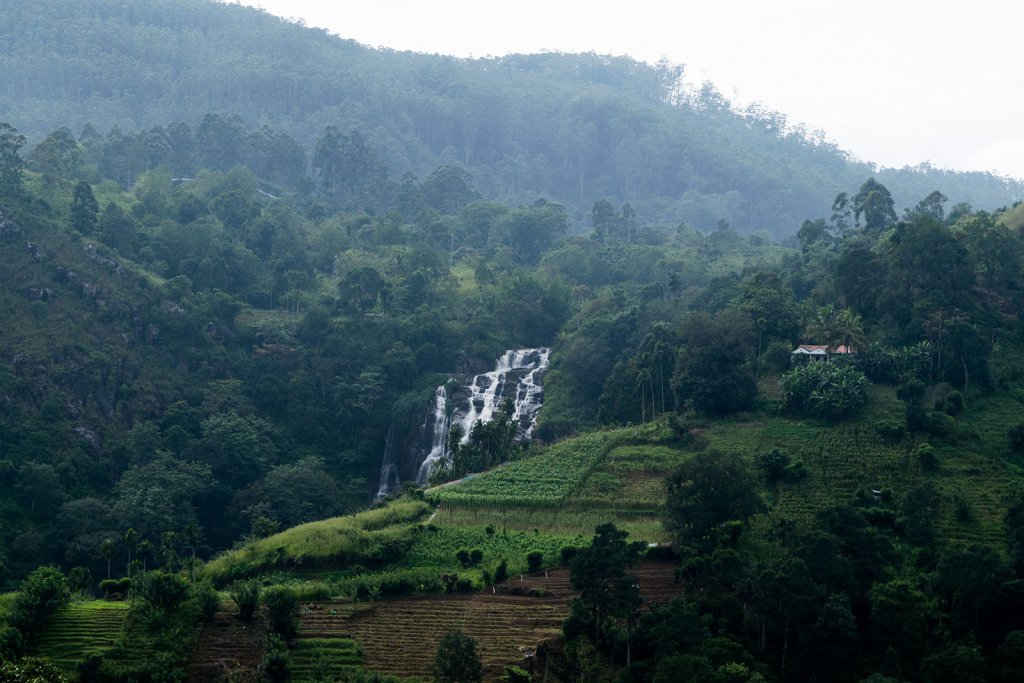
[32,600,130,674]
[295,563,680,682]
[189,604,267,683]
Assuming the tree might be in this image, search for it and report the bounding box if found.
[99,538,116,581]
[852,178,896,232]
[70,181,99,234]
[182,523,201,581]
[0,121,26,194]
[7,566,70,651]
[431,630,483,683]
[671,310,756,416]
[569,524,641,647]
[29,128,81,195]
[123,528,137,580]
[98,201,138,255]
[665,450,762,551]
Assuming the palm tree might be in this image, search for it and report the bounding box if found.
[183,523,201,581]
[123,527,137,579]
[833,308,866,353]
[99,537,116,580]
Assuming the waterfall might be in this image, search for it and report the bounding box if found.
[375,425,401,498]
[416,386,450,484]
[378,348,552,494]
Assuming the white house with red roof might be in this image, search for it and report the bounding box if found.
[791,344,856,361]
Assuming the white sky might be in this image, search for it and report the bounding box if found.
[232,0,1024,180]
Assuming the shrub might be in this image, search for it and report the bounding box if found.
[432,630,482,683]
[469,548,484,566]
[263,586,298,638]
[874,419,906,442]
[915,443,939,471]
[190,579,220,622]
[503,665,531,683]
[455,548,471,567]
[230,579,261,621]
[526,551,544,573]
[99,578,131,599]
[754,448,791,485]
[138,571,188,612]
[263,633,291,682]
[494,559,509,585]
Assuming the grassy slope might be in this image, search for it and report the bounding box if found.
[32,600,130,674]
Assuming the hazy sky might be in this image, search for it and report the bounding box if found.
[233,0,1024,180]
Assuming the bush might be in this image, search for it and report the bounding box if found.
[138,571,188,612]
[229,579,261,621]
[494,559,509,585]
[432,630,482,683]
[526,551,544,573]
[99,578,131,599]
[263,633,291,682]
[560,546,583,565]
[469,548,484,566]
[190,579,220,622]
[915,443,939,471]
[263,586,298,638]
[503,665,531,683]
[874,419,906,442]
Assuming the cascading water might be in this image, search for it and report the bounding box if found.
[416,386,450,484]
[376,348,551,494]
[375,425,401,498]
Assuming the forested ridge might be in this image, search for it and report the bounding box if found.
[3,0,1024,681]
[0,0,1021,238]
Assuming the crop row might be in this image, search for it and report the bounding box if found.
[432,431,621,506]
[33,602,128,671]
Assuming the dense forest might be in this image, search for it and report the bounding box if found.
[2,1,1024,682]
[0,0,1021,239]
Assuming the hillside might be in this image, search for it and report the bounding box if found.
[3,1,1024,679]
[0,0,1020,237]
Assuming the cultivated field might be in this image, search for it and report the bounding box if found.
[292,563,680,682]
[32,600,130,674]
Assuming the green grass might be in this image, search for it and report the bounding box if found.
[204,499,433,582]
[32,600,130,673]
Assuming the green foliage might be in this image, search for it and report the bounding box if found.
[229,579,261,620]
[526,551,544,573]
[264,633,292,682]
[263,586,298,638]
[665,451,763,550]
[671,310,756,416]
[502,665,530,683]
[0,657,66,683]
[431,630,482,683]
[137,571,189,612]
[189,579,220,622]
[5,566,69,655]
[780,362,869,420]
